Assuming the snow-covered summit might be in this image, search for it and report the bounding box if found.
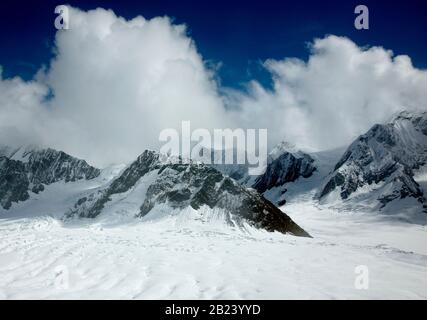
[0,145,100,210]
[319,110,427,214]
[251,141,316,197]
[0,145,40,162]
[268,141,305,161]
[68,150,310,237]
[208,141,317,198]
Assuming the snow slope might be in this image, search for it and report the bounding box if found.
[319,111,427,215]
[262,147,345,206]
[261,112,427,222]
[0,164,124,220]
[67,150,309,236]
[0,145,100,210]
[1,112,427,299]
[1,148,426,299]
[1,194,426,299]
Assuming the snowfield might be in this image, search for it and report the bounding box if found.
[1,139,427,299]
[1,193,427,299]
[2,112,427,299]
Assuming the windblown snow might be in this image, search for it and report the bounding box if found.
[0,164,427,299]
[1,111,427,299]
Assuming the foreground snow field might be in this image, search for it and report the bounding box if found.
[1,194,427,299]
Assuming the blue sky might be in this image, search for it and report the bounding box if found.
[0,0,426,166]
[0,0,426,89]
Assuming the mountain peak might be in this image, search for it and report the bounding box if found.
[269,141,303,161]
[0,145,100,210]
[67,149,310,237]
[319,110,427,214]
[389,109,427,123]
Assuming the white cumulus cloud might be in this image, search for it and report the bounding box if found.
[228,35,427,151]
[1,7,230,166]
[1,8,426,167]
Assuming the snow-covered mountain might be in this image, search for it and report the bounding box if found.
[1,111,426,226]
[0,146,100,209]
[318,111,427,214]
[210,142,317,204]
[252,146,316,196]
[2,114,427,299]
[206,111,426,220]
[248,144,340,207]
[67,150,310,237]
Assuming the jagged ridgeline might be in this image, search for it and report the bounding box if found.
[319,111,427,210]
[68,150,310,237]
[209,142,317,195]
[0,147,100,209]
[252,151,316,194]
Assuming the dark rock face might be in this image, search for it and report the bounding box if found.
[0,147,100,210]
[319,111,427,208]
[319,172,345,199]
[0,157,30,209]
[69,150,310,237]
[253,152,316,193]
[209,145,317,195]
[67,150,160,219]
[26,149,100,184]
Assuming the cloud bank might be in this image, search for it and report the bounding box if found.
[1,7,230,166]
[0,7,426,166]
[227,35,427,151]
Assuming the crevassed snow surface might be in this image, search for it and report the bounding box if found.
[1,167,427,299]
